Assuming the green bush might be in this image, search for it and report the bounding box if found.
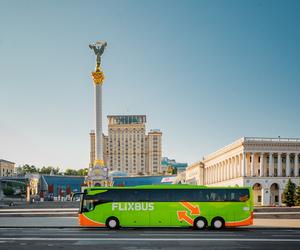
[3,186,14,196]
[295,185,300,206]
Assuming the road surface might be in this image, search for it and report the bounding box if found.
[0,227,299,249]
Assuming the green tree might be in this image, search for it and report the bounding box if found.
[77,168,88,176]
[3,186,14,196]
[295,185,300,206]
[167,166,177,175]
[64,169,78,176]
[39,166,60,175]
[282,179,296,207]
[16,164,38,176]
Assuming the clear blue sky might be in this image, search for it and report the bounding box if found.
[0,0,299,170]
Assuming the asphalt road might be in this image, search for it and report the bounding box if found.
[0,227,299,249]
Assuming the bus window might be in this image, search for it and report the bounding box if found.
[118,189,150,202]
[149,189,170,202]
[82,199,96,212]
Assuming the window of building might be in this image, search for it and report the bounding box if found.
[258,196,262,202]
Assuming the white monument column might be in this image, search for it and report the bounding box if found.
[87,40,111,187]
[95,83,103,161]
[259,153,264,177]
[278,153,282,177]
[295,153,299,177]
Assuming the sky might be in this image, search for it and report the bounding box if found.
[0,0,299,170]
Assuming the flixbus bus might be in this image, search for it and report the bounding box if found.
[76,185,253,230]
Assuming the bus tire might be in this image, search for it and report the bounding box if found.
[193,217,207,230]
[211,217,225,230]
[106,217,120,230]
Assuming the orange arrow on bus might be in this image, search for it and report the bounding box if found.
[180,202,200,215]
[177,211,194,225]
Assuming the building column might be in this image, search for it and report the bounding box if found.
[278,153,282,177]
[259,153,264,177]
[295,153,299,177]
[278,188,283,206]
[242,152,246,177]
[232,157,236,178]
[269,152,274,177]
[251,153,255,177]
[206,167,209,184]
[227,160,229,179]
[286,153,290,177]
[223,161,226,181]
[235,155,240,178]
[219,163,222,181]
[213,165,216,183]
[207,167,210,184]
[222,161,226,181]
[227,160,230,179]
[262,187,270,206]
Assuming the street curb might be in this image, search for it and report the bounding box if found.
[0,226,299,229]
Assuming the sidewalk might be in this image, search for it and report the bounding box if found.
[253,219,300,228]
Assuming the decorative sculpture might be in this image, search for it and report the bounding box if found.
[89,41,107,71]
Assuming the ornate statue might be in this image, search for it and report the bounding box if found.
[89,41,107,71]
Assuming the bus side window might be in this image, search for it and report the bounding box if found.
[119,190,150,202]
[150,189,170,202]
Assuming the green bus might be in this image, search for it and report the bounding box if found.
[77,185,253,230]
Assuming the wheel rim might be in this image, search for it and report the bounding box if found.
[214,220,222,229]
[196,220,205,229]
[109,220,117,228]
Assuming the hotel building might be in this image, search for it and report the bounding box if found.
[90,115,162,175]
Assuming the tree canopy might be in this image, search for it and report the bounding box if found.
[282,179,296,207]
[16,165,88,176]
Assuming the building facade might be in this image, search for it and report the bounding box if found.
[161,157,188,174]
[185,161,204,185]
[194,137,300,206]
[0,159,15,177]
[90,115,162,176]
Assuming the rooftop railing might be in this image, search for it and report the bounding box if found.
[244,137,300,142]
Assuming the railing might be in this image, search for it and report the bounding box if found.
[245,137,300,143]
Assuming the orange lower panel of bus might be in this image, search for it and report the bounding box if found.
[78,214,105,227]
[225,212,254,227]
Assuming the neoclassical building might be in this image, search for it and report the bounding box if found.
[0,159,15,177]
[186,137,300,206]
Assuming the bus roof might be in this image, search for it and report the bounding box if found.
[85,185,251,192]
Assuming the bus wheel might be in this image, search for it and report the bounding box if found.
[211,217,225,230]
[106,217,120,230]
[193,217,207,230]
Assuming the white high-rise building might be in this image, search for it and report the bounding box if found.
[90,115,162,176]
